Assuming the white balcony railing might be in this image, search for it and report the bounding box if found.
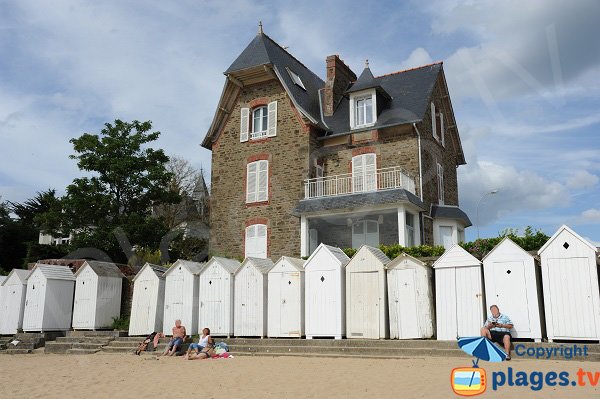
[303,166,416,199]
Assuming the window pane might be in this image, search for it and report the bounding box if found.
[365,97,373,124]
[366,220,378,233]
[262,111,268,131]
[356,99,364,126]
[405,212,414,227]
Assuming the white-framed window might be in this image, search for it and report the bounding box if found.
[246,160,269,203]
[458,228,465,243]
[405,212,415,247]
[287,68,306,90]
[352,153,377,192]
[349,89,377,129]
[352,220,379,248]
[439,225,454,249]
[240,101,277,142]
[437,162,444,205]
[245,224,267,258]
[251,106,268,139]
[431,101,445,146]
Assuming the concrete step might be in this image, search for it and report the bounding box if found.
[55,337,112,344]
[107,339,170,348]
[4,349,32,354]
[71,343,106,350]
[67,330,126,338]
[67,348,101,355]
[223,338,457,349]
[44,343,73,354]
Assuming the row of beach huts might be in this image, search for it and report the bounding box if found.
[0,225,599,342]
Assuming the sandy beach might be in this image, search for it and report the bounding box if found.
[0,353,598,398]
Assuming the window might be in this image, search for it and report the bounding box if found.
[439,226,454,249]
[458,228,465,243]
[437,162,444,204]
[431,101,445,146]
[352,153,377,192]
[405,212,415,247]
[349,89,377,129]
[315,164,324,197]
[251,106,268,139]
[239,101,277,142]
[246,160,268,203]
[245,224,267,258]
[287,68,306,90]
[352,220,379,248]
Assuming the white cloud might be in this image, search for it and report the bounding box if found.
[566,170,599,190]
[581,208,600,223]
[397,48,434,71]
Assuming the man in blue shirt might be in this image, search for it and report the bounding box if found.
[481,304,514,360]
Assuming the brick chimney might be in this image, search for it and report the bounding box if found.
[323,55,356,116]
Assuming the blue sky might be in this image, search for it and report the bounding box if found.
[0,0,598,244]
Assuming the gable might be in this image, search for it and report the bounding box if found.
[433,244,480,269]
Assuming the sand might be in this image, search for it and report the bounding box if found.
[0,353,598,398]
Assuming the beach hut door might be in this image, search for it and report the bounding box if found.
[4,284,21,331]
[74,271,95,326]
[350,272,379,339]
[169,275,185,320]
[491,261,531,335]
[308,270,336,335]
[136,279,154,331]
[456,267,484,337]
[202,274,224,333]
[395,269,419,338]
[24,276,44,329]
[280,272,301,335]
[547,257,597,338]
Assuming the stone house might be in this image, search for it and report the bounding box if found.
[202,28,471,260]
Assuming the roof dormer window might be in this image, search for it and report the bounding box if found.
[349,89,377,130]
[287,68,306,90]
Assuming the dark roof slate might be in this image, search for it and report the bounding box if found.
[430,205,472,227]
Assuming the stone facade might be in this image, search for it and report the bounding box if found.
[209,79,311,260]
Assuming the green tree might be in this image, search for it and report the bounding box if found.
[0,197,37,271]
[9,189,65,236]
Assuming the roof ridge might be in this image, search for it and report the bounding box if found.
[262,33,324,84]
[375,61,443,79]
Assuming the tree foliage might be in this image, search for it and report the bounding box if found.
[460,226,549,259]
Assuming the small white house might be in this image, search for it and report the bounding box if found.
[72,261,125,330]
[538,225,600,342]
[345,246,390,339]
[234,257,274,337]
[0,269,30,335]
[433,245,485,340]
[163,260,204,335]
[128,263,168,336]
[268,256,305,338]
[198,257,241,337]
[22,264,76,332]
[304,243,350,340]
[483,237,545,341]
[386,253,435,339]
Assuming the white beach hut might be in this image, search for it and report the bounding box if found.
[268,256,305,338]
[22,264,76,332]
[386,253,435,339]
[198,257,241,337]
[163,260,204,335]
[234,257,274,337]
[0,269,30,335]
[538,225,600,342]
[345,246,390,339]
[304,243,350,340]
[128,263,168,336]
[72,261,125,330]
[433,245,485,340]
[483,237,545,341]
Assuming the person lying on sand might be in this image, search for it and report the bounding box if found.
[161,320,187,356]
[184,346,215,360]
[135,332,157,355]
[185,327,213,358]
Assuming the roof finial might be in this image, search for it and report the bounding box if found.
[258,21,263,35]
[365,59,370,68]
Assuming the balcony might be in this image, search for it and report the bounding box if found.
[303,166,416,199]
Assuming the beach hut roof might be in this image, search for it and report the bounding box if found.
[386,252,426,269]
[167,259,206,276]
[358,245,391,265]
[206,257,242,274]
[132,263,168,281]
[537,224,598,255]
[0,276,6,285]
[239,257,275,274]
[432,244,480,269]
[76,260,125,278]
[275,256,305,271]
[1,269,31,286]
[482,236,534,261]
[28,264,75,281]
[306,243,350,267]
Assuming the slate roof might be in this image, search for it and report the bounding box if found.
[430,205,472,227]
[205,257,242,275]
[360,245,391,265]
[323,63,443,137]
[225,33,325,128]
[29,264,75,281]
[168,260,206,276]
[133,263,168,281]
[78,261,125,278]
[240,257,275,274]
[346,66,390,98]
[322,244,351,266]
[293,188,425,215]
[276,256,305,271]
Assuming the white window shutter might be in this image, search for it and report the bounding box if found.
[440,112,445,147]
[430,102,437,139]
[267,101,277,137]
[240,107,250,142]
[256,224,267,258]
[246,162,257,203]
[365,153,376,172]
[245,225,255,258]
[257,160,269,202]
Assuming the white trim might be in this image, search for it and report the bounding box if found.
[397,205,406,247]
[430,102,437,140]
[300,216,308,257]
[436,162,444,205]
[349,89,377,130]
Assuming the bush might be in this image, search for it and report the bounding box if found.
[111,315,129,331]
[342,244,446,260]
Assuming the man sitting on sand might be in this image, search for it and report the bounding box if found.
[162,320,187,356]
[481,305,514,360]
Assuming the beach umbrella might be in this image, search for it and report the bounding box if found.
[458,336,507,362]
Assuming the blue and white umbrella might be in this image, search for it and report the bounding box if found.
[458,336,507,363]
